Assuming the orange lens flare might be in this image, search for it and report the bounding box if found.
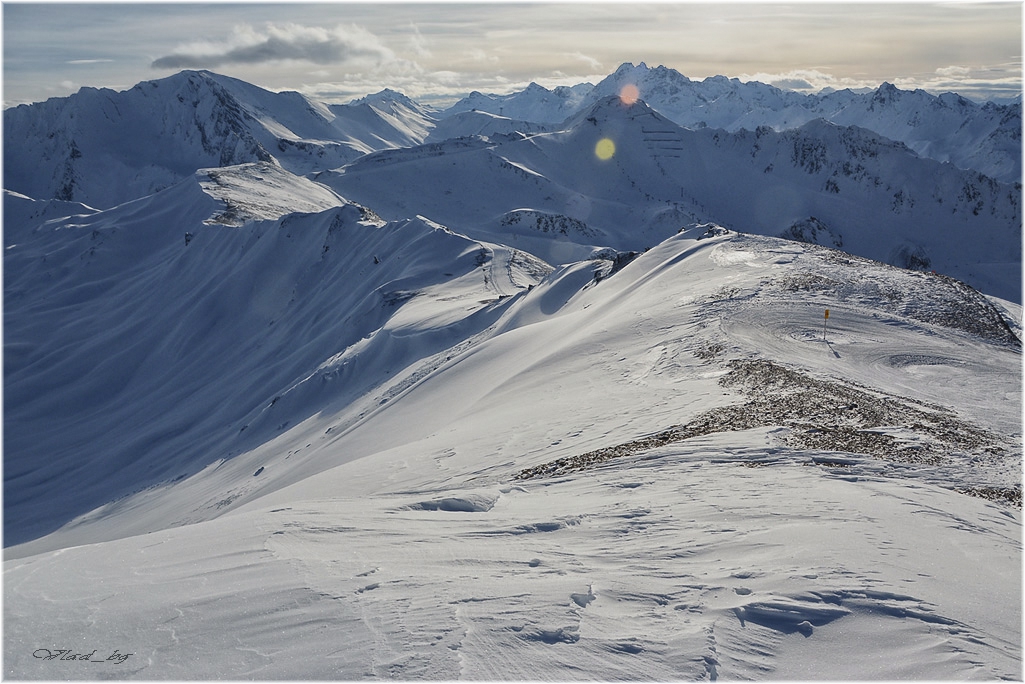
[619,83,640,106]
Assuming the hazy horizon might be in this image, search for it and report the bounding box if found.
[3,2,1022,108]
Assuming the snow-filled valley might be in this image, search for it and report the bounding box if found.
[4,64,1022,680]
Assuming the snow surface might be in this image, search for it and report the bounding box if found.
[4,65,1022,680]
[5,221,1021,679]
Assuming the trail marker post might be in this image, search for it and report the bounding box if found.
[823,308,830,341]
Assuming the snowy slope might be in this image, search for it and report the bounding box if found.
[319,96,1022,302]
[425,110,551,144]
[3,166,548,545]
[337,88,437,146]
[5,227,1020,679]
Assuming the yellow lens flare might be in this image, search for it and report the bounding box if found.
[595,137,616,160]
[619,83,640,106]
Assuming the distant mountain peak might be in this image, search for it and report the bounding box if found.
[350,88,418,107]
[584,92,646,113]
[872,81,901,101]
[563,92,666,130]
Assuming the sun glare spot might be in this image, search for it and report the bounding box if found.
[619,83,640,106]
[595,137,616,161]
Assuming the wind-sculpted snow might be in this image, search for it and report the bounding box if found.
[5,222,1020,678]
[198,161,348,226]
[6,440,1020,679]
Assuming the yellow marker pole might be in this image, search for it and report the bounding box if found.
[823,308,830,341]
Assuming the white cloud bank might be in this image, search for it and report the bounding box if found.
[151,23,405,70]
[739,64,1022,101]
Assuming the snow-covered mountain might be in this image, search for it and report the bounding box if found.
[4,68,1022,680]
[327,88,436,151]
[7,63,1018,210]
[443,81,594,124]
[445,62,1021,183]
[806,84,1020,185]
[594,64,1022,184]
[3,71,437,208]
[425,109,551,144]
[320,95,1021,301]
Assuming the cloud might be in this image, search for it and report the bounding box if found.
[918,65,1023,101]
[739,64,1022,102]
[738,69,866,94]
[407,23,431,59]
[567,52,602,72]
[771,77,814,91]
[152,23,398,69]
[466,48,498,64]
[935,65,971,78]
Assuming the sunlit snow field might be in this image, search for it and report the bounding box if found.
[4,64,1021,680]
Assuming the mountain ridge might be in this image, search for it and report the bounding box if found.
[320,95,1021,301]
[6,64,1018,212]
[3,70,435,208]
[443,62,1021,182]
[3,168,545,545]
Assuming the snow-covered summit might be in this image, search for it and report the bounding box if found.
[350,88,418,108]
[3,70,275,208]
[330,89,436,147]
[442,80,592,124]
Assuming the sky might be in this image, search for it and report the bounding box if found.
[2,2,1022,108]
